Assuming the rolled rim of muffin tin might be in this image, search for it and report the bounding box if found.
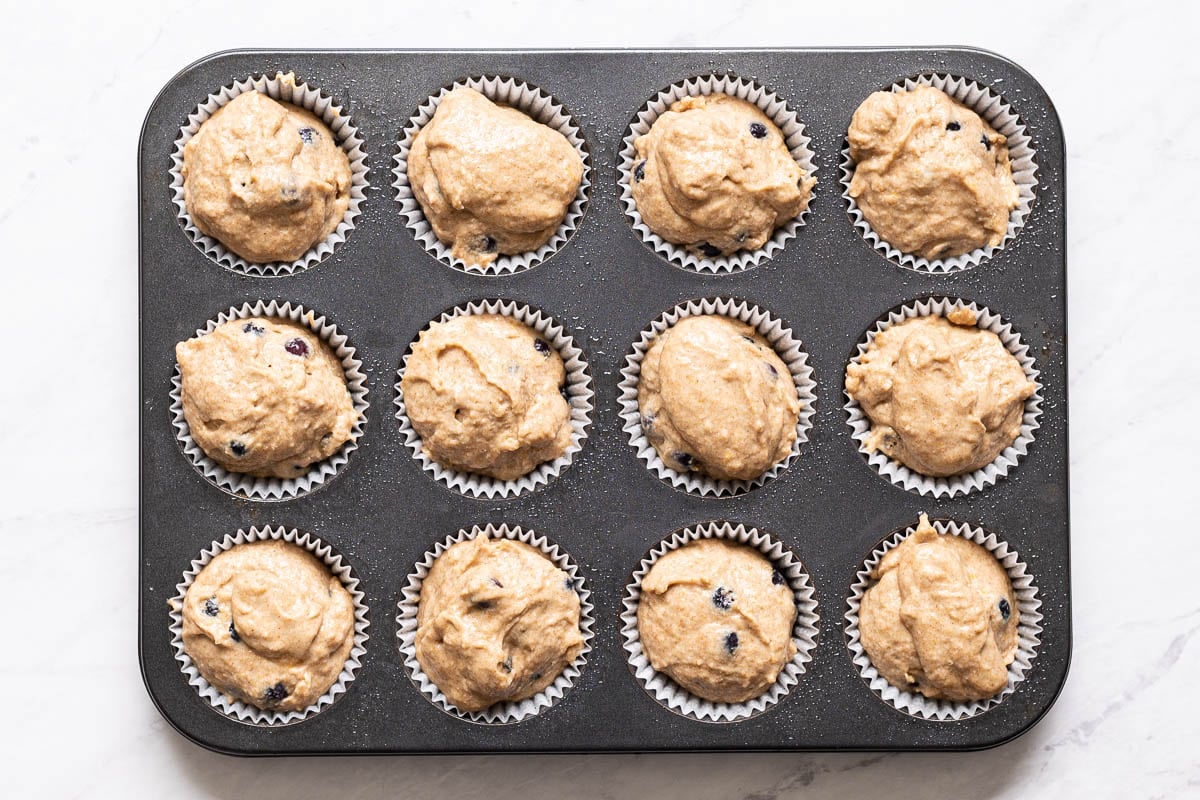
[169,71,370,277]
[392,75,592,277]
[618,297,817,497]
[169,300,370,502]
[620,520,820,723]
[394,299,594,499]
[395,523,596,725]
[167,525,371,727]
[843,296,1042,498]
[839,72,1039,274]
[843,516,1043,721]
[618,74,818,275]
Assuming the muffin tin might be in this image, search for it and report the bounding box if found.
[139,47,1070,754]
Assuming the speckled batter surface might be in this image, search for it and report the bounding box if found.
[638,315,799,481]
[415,537,584,713]
[400,314,572,481]
[408,86,584,268]
[858,514,1019,702]
[179,539,356,713]
[630,93,815,258]
[848,85,1019,260]
[845,309,1035,478]
[638,539,797,704]
[182,78,351,263]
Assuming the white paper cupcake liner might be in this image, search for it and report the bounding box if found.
[169,300,370,502]
[844,517,1043,721]
[167,525,370,726]
[618,74,817,275]
[392,75,592,276]
[620,521,820,723]
[618,297,817,497]
[843,297,1042,498]
[396,523,595,724]
[394,299,593,499]
[170,71,369,277]
[840,73,1039,273]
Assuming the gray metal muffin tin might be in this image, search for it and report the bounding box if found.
[138,47,1070,754]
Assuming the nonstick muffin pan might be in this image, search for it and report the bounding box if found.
[139,47,1070,754]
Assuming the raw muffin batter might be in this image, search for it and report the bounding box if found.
[176,317,358,479]
[182,80,352,263]
[638,315,799,481]
[415,536,584,712]
[637,539,797,704]
[630,93,815,258]
[401,314,572,481]
[847,85,1019,260]
[407,86,584,268]
[858,514,1019,702]
[180,539,356,712]
[845,309,1035,478]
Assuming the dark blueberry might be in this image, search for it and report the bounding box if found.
[749,121,768,139]
[489,577,504,589]
[280,183,299,202]
[531,672,542,681]
[946,121,962,132]
[533,338,551,356]
[203,597,220,617]
[673,451,695,470]
[724,631,739,655]
[263,682,289,703]
[563,576,576,591]
[473,599,492,610]
[771,569,785,586]
[284,338,309,357]
[981,134,992,150]
[241,322,264,336]
[298,127,315,144]
[633,159,646,183]
[229,621,240,643]
[734,231,748,244]
[478,235,497,253]
[500,655,513,673]
[764,362,779,379]
[712,586,734,611]
[229,440,247,457]
[999,598,1011,621]
[641,413,655,433]
[698,242,722,258]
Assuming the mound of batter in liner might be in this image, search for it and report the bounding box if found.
[858,514,1019,702]
[179,539,356,713]
[176,317,357,479]
[408,86,584,268]
[638,315,799,482]
[401,314,572,481]
[637,539,797,704]
[630,93,815,259]
[848,85,1019,261]
[845,308,1036,478]
[182,80,351,264]
[415,536,584,712]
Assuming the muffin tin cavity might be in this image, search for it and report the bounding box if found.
[618,74,817,275]
[618,297,817,498]
[844,517,1043,721]
[394,299,594,500]
[396,524,595,724]
[140,48,1068,755]
[843,296,1042,498]
[621,520,819,723]
[839,72,1039,274]
[393,75,593,276]
[169,300,369,502]
[170,72,369,277]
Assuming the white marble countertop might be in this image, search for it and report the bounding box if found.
[3,0,1198,796]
